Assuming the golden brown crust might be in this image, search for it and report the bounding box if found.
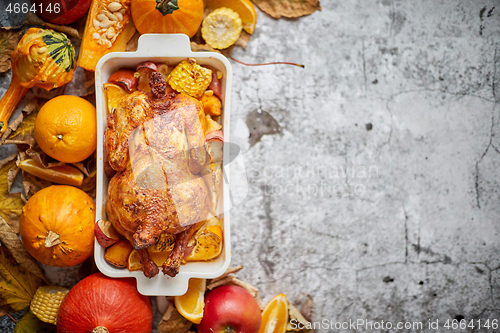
[105,70,210,275]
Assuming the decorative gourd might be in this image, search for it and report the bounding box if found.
[56,272,152,333]
[0,28,75,131]
[78,0,136,71]
[19,185,95,267]
[131,0,204,37]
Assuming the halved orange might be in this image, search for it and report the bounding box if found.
[204,0,257,34]
[103,83,128,115]
[19,159,84,186]
[257,294,289,333]
[127,249,142,271]
[174,278,206,324]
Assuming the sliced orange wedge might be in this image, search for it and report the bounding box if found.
[103,83,128,115]
[258,294,289,333]
[127,249,142,271]
[185,225,223,262]
[204,0,257,34]
[19,159,84,186]
[174,278,206,324]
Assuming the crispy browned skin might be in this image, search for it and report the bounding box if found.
[137,248,159,278]
[105,91,150,172]
[105,72,209,277]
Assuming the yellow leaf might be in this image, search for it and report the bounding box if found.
[2,98,40,147]
[0,154,24,230]
[0,246,43,311]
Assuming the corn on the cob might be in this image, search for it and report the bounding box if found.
[30,286,69,325]
[201,7,243,49]
[167,59,212,98]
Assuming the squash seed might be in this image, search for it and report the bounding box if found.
[92,33,100,39]
[100,19,112,28]
[107,2,122,12]
[105,12,118,21]
[97,14,107,21]
[115,12,123,21]
[106,28,116,39]
[93,19,100,29]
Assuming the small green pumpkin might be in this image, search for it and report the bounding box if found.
[12,27,75,91]
[0,28,76,131]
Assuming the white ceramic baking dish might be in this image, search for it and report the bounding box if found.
[94,34,232,296]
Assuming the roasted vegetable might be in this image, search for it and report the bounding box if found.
[167,58,212,98]
[0,28,75,131]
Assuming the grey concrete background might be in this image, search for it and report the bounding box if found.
[0,0,499,332]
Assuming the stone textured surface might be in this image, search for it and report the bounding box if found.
[228,0,500,330]
[0,0,499,331]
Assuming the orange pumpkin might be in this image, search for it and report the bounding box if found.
[131,0,204,37]
[20,185,96,267]
[57,273,152,333]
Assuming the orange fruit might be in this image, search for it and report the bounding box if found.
[103,83,128,115]
[258,294,289,333]
[174,278,206,324]
[19,159,84,186]
[127,250,142,271]
[35,95,97,164]
[185,225,223,262]
[204,0,257,34]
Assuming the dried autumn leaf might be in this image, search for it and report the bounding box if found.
[252,0,321,19]
[23,13,80,38]
[1,98,41,147]
[126,31,141,52]
[286,304,312,332]
[0,154,24,230]
[190,41,221,53]
[157,300,193,333]
[0,246,43,311]
[21,171,51,201]
[0,29,21,73]
[0,217,46,281]
[14,311,56,333]
[234,31,251,49]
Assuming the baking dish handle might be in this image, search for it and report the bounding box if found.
[136,34,195,57]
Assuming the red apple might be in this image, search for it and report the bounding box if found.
[94,219,120,248]
[30,0,91,25]
[197,285,262,333]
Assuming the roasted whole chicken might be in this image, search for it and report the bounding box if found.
[105,72,209,278]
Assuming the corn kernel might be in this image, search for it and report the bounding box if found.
[30,286,69,325]
[217,71,222,80]
[167,58,212,98]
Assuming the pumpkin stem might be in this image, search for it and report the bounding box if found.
[92,327,109,333]
[44,231,61,248]
[155,0,179,16]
